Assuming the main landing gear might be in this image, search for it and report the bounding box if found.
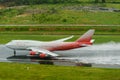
[14,50,16,56]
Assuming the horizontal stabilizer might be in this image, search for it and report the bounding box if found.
[90,39,95,43]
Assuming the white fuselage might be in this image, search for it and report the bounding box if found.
[5,29,95,58]
[6,40,84,51]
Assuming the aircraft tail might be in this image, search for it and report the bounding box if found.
[76,29,95,43]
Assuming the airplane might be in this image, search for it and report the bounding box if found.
[5,29,95,59]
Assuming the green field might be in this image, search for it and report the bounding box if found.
[0,25,119,44]
[0,62,120,80]
[0,34,120,44]
[0,25,120,35]
[0,1,120,80]
[0,3,120,24]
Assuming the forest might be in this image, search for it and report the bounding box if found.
[0,0,119,6]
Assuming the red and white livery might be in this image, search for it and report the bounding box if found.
[6,29,95,58]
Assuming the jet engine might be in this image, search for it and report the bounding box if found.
[30,51,36,55]
[39,53,47,58]
[29,51,51,59]
[30,51,48,58]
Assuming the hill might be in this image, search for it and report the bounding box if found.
[0,3,120,25]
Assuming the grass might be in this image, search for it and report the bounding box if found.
[93,35,120,43]
[0,34,120,44]
[2,11,120,25]
[0,62,120,80]
[0,2,120,80]
[0,26,119,44]
[0,25,120,35]
[0,3,120,24]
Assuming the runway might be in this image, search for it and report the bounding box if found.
[0,42,120,68]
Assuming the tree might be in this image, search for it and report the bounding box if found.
[95,0,99,3]
[102,0,106,3]
[95,0,106,3]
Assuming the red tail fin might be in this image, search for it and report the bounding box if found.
[76,29,95,43]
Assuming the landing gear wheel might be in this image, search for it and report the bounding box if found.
[14,50,16,56]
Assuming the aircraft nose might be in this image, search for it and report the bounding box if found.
[5,42,12,48]
[6,42,11,45]
[6,43,10,47]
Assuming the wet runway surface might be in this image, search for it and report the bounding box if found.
[0,42,120,68]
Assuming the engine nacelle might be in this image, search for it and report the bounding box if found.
[30,51,36,55]
[30,51,50,59]
[39,53,47,58]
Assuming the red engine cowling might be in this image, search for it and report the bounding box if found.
[30,51,36,55]
[39,53,46,58]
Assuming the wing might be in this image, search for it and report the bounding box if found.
[27,47,59,58]
[51,35,74,42]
